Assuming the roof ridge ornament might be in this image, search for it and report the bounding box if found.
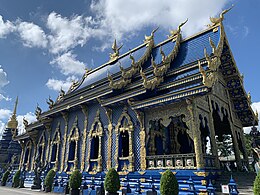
[144,27,159,46]
[198,60,217,88]
[168,18,188,39]
[208,4,234,27]
[35,103,42,120]
[109,39,123,62]
[46,95,55,109]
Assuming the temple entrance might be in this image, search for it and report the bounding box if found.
[146,115,195,169]
[147,115,194,156]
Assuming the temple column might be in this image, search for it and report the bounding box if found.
[80,105,88,172]
[44,122,52,164]
[135,110,146,171]
[230,124,242,170]
[19,141,25,169]
[61,112,68,172]
[239,128,249,166]
[187,99,205,169]
[31,135,38,170]
[208,96,220,169]
[104,107,112,170]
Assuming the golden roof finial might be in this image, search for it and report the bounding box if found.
[109,39,123,62]
[209,5,234,27]
[7,96,19,129]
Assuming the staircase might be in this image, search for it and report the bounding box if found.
[215,171,256,194]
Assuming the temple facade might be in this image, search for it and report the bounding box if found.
[9,12,258,193]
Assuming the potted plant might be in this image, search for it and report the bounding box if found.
[44,169,56,192]
[69,169,82,195]
[160,169,179,195]
[12,170,21,188]
[254,172,260,195]
[1,170,10,186]
[104,168,120,195]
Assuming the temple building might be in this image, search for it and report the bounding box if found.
[9,9,258,193]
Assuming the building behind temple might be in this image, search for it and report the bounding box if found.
[0,97,21,165]
[6,10,259,193]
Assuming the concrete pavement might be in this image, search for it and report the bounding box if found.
[0,186,56,195]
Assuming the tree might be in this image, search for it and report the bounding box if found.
[160,169,179,195]
[104,168,120,194]
[216,134,233,158]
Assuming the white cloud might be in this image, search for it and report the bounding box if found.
[50,51,86,76]
[0,108,12,120]
[0,15,15,38]
[0,108,12,139]
[0,121,6,139]
[47,12,97,54]
[16,21,48,48]
[91,0,229,39]
[243,102,260,134]
[0,65,10,102]
[46,76,76,92]
[17,112,37,135]
[0,65,9,89]
[0,94,11,101]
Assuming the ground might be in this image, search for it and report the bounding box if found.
[0,187,56,195]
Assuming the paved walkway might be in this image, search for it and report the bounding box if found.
[0,187,56,195]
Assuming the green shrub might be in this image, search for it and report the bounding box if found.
[44,169,56,191]
[1,170,10,186]
[254,172,260,195]
[69,169,82,190]
[160,169,179,195]
[12,170,20,188]
[104,168,120,193]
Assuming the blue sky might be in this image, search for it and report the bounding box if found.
[0,0,260,135]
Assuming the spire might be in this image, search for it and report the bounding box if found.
[7,96,18,129]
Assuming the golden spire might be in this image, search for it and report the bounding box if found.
[7,96,18,129]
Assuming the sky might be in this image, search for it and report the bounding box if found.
[0,0,260,136]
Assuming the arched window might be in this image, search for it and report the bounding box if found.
[87,109,103,173]
[115,107,134,172]
[50,123,61,170]
[65,116,80,172]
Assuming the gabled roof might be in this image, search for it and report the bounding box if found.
[33,21,256,128]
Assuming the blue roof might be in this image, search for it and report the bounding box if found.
[75,27,220,92]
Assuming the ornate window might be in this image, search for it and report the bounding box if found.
[49,122,61,170]
[37,131,46,164]
[65,116,80,172]
[115,107,134,172]
[87,109,103,173]
[23,140,32,171]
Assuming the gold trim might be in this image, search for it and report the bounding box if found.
[80,105,88,171]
